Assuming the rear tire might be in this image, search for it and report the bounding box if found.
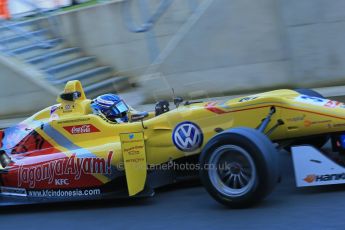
[199,127,279,208]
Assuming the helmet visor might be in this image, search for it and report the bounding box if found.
[104,100,129,117]
[115,100,129,114]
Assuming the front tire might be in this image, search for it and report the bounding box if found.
[200,128,279,208]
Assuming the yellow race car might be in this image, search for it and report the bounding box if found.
[1,80,345,208]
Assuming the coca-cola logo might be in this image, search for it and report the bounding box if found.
[63,124,100,135]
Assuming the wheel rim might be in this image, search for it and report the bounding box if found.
[208,145,257,197]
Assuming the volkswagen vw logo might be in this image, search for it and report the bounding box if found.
[172,122,203,152]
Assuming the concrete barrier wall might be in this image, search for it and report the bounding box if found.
[142,0,292,100]
[5,0,345,117]
[282,0,345,87]
[0,56,58,118]
[142,0,345,100]
[13,0,345,103]
[57,0,196,77]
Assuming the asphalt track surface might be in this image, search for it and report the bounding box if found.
[1,149,345,230]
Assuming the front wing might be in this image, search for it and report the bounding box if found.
[292,145,345,187]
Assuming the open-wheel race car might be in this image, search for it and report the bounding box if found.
[1,80,345,208]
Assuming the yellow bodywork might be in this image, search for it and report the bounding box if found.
[18,81,345,196]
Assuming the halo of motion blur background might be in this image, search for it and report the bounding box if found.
[1,0,345,118]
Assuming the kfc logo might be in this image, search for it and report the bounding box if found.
[55,179,70,186]
[64,124,100,135]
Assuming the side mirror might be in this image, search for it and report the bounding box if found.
[173,97,184,108]
[131,112,149,129]
[131,112,149,122]
[0,151,11,168]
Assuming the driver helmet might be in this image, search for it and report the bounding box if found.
[92,94,129,123]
